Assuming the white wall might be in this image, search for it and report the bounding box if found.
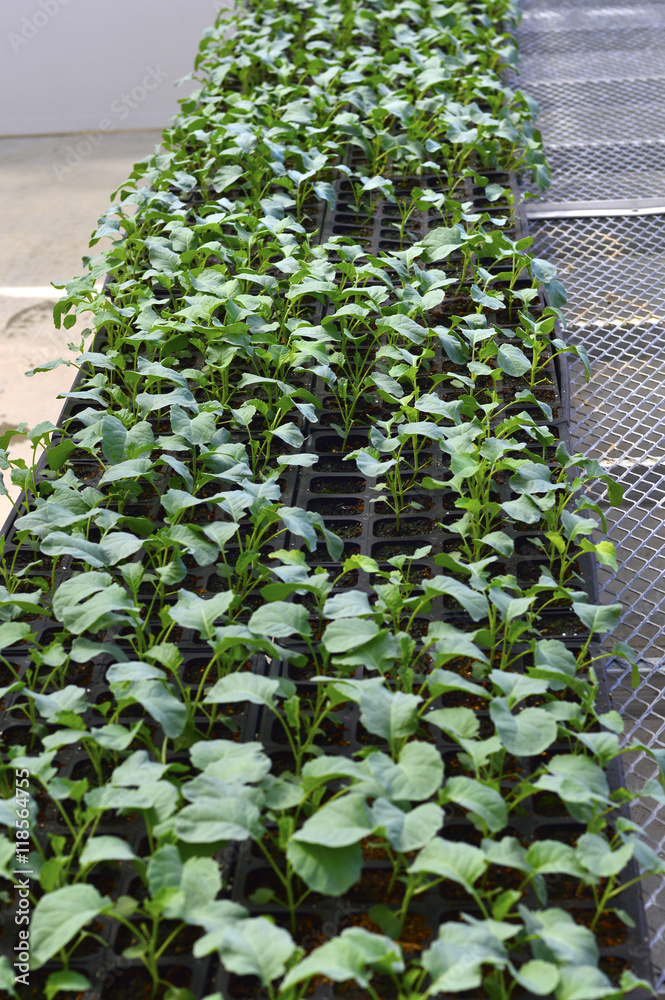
[0,0,227,136]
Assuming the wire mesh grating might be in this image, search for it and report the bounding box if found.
[515,1,665,202]
[517,0,665,984]
[520,143,665,203]
[529,215,665,668]
[524,76,665,147]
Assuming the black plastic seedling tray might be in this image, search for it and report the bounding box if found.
[0,53,649,996]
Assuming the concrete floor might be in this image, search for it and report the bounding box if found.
[0,131,160,519]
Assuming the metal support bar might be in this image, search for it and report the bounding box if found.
[526,196,665,219]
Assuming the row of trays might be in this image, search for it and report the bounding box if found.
[0,154,653,997]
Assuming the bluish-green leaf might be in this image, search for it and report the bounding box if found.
[287,841,363,896]
[442,776,508,832]
[323,618,380,653]
[98,458,152,485]
[498,343,531,376]
[31,885,111,967]
[282,927,404,990]
[248,601,311,639]
[572,603,621,635]
[422,920,508,994]
[169,590,234,634]
[490,699,558,756]
[293,794,375,848]
[80,836,136,867]
[372,799,443,852]
[409,838,488,891]
[204,674,290,710]
[360,686,420,742]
